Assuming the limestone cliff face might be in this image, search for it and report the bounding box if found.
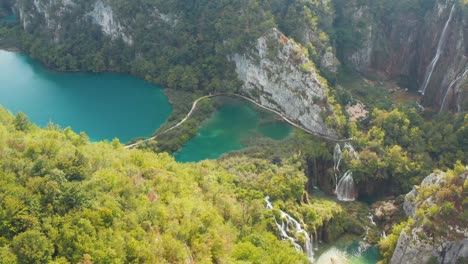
[88,0,132,45]
[15,0,175,45]
[391,171,468,264]
[231,29,336,137]
[341,0,467,112]
[16,0,75,42]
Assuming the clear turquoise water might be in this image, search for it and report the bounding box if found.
[316,237,380,264]
[0,15,16,23]
[175,102,291,162]
[0,50,172,142]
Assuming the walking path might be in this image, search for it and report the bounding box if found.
[125,93,352,149]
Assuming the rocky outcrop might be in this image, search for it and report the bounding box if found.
[16,0,75,41]
[391,229,467,264]
[88,0,132,45]
[15,0,179,45]
[390,170,468,264]
[231,29,336,137]
[340,0,467,112]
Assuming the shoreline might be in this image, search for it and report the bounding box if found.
[0,46,20,52]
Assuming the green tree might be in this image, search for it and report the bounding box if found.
[12,230,54,264]
[14,112,30,131]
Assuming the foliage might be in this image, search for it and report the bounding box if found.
[378,219,411,263]
[2,0,335,97]
[379,164,467,263]
[345,108,467,194]
[0,106,346,263]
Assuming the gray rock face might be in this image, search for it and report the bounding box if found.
[341,0,467,111]
[88,0,133,45]
[15,0,176,45]
[231,28,336,137]
[391,171,468,264]
[391,230,468,264]
[321,50,340,74]
[16,0,132,44]
[403,172,446,218]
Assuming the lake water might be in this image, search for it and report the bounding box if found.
[175,102,291,162]
[316,236,380,264]
[0,50,172,142]
[0,15,16,25]
[0,50,292,158]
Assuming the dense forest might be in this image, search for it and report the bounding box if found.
[0,0,467,263]
[0,0,336,92]
[0,106,371,263]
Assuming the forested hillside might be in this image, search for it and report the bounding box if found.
[0,106,357,263]
[1,0,335,93]
[0,0,467,262]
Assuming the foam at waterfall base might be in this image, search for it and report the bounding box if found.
[316,247,349,264]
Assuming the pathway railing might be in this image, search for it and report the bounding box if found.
[125,93,352,149]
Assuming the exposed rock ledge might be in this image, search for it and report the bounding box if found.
[390,170,468,264]
[231,28,336,137]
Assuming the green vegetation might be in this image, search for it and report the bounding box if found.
[378,163,467,263]
[344,108,467,194]
[0,106,358,263]
[0,0,340,93]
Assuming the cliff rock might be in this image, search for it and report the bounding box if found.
[340,0,467,112]
[231,29,337,137]
[390,169,468,264]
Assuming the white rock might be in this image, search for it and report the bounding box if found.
[231,28,336,137]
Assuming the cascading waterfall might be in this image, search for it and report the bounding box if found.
[367,213,376,226]
[336,171,356,201]
[333,144,342,190]
[333,143,358,201]
[419,4,456,95]
[440,67,468,113]
[363,226,370,241]
[313,231,319,251]
[333,144,342,172]
[265,196,314,263]
[382,231,387,239]
[344,143,359,160]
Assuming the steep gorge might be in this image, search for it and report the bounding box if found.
[336,0,468,112]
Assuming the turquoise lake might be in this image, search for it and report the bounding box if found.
[316,236,380,264]
[0,15,17,25]
[0,50,172,142]
[175,102,291,162]
[0,50,292,159]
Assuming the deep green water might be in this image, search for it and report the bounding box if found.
[175,102,291,162]
[0,50,172,142]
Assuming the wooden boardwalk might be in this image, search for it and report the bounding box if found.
[125,93,352,149]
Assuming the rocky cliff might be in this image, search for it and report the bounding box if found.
[15,0,175,44]
[338,0,467,112]
[231,29,337,137]
[390,169,468,264]
[11,0,338,137]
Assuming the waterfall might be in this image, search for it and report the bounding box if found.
[333,144,342,190]
[333,143,358,201]
[363,226,370,241]
[440,67,468,113]
[313,231,319,251]
[382,230,387,239]
[367,213,376,226]
[344,143,359,160]
[333,144,342,173]
[419,4,456,95]
[336,171,355,201]
[265,196,314,263]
